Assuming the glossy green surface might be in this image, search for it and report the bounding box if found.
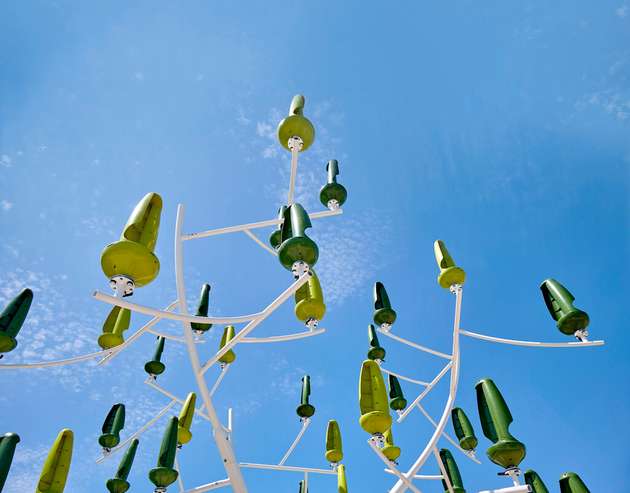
[149,417,179,487]
[319,159,348,207]
[440,448,466,493]
[388,375,407,411]
[98,306,131,350]
[475,378,526,469]
[382,428,401,461]
[540,279,590,335]
[434,240,466,288]
[297,375,316,418]
[0,433,20,491]
[295,270,326,322]
[106,439,138,493]
[373,282,397,326]
[218,325,236,364]
[277,95,315,151]
[451,407,478,451]
[191,283,212,333]
[337,464,348,493]
[0,288,32,353]
[99,403,125,449]
[359,360,392,435]
[367,324,386,361]
[524,469,549,493]
[269,205,287,249]
[177,392,196,446]
[559,472,590,493]
[100,192,162,286]
[36,429,73,493]
[144,336,166,376]
[278,203,319,270]
[325,420,343,463]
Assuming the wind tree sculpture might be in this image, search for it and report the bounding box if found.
[0,94,602,493]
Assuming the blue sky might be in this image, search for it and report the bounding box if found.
[0,1,628,492]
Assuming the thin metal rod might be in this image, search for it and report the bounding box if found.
[96,400,177,464]
[175,204,248,493]
[182,208,342,241]
[98,300,179,365]
[460,329,605,348]
[175,455,185,492]
[379,366,430,387]
[145,379,211,422]
[367,439,422,493]
[183,479,232,493]
[239,463,336,475]
[200,273,310,374]
[93,290,263,324]
[378,328,452,360]
[287,144,299,204]
[243,229,278,256]
[303,471,308,492]
[416,403,480,464]
[278,419,311,466]
[390,286,463,493]
[397,362,453,423]
[479,486,531,493]
[433,447,454,493]
[146,327,186,343]
[209,365,230,397]
[239,328,325,344]
[384,471,444,481]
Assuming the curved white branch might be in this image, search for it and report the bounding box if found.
[378,328,452,360]
[243,229,278,256]
[278,419,311,466]
[397,362,453,423]
[93,290,264,324]
[239,328,325,344]
[390,286,463,493]
[184,479,231,492]
[460,329,605,348]
[209,365,230,397]
[379,366,430,387]
[181,208,342,241]
[239,463,336,476]
[145,378,211,422]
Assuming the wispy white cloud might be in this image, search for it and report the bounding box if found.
[1,199,13,211]
[1,154,12,168]
[616,4,628,18]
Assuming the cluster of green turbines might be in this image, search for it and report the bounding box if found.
[0,94,597,493]
[354,241,592,493]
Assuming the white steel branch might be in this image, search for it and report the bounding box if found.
[183,479,232,492]
[239,328,325,344]
[390,286,463,493]
[181,208,342,241]
[379,366,430,387]
[416,403,480,464]
[239,463,336,476]
[460,329,605,348]
[397,362,453,423]
[200,272,311,374]
[378,328,452,360]
[278,418,311,466]
[433,447,454,493]
[144,379,211,422]
[209,365,230,397]
[367,439,422,493]
[243,229,278,256]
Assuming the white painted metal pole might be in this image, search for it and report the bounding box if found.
[397,362,453,423]
[459,329,604,348]
[144,379,211,422]
[239,463,336,475]
[183,479,232,493]
[367,439,422,493]
[278,419,311,466]
[243,229,278,256]
[378,329,452,360]
[379,366,430,387]
[209,365,230,397]
[416,404,480,464]
[390,285,463,493]
[174,204,249,493]
[239,328,325,344]
[287,143,299,205]
[478,486,531,493]
[200,272,310,374]
[182,208,342,241]
[175,455,185,492]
